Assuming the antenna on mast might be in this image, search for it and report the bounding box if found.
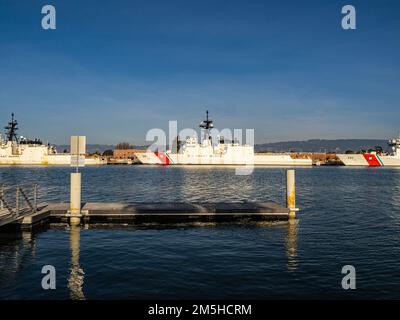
[199,110,214,141]
[4,113,19,143]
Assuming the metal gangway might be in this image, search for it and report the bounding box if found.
[0,184,38,227]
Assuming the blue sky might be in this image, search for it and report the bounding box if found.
[1,0,400,144]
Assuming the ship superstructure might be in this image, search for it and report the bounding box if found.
[135,111,312,166]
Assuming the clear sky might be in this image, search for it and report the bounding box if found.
[1,0,400,145]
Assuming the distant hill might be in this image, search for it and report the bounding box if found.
[56,139,390,154]
[254,139,389,153]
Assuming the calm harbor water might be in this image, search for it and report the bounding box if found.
[1,166,400,299]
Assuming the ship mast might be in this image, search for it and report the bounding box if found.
[4,113,19,143]
[199,110,214,142]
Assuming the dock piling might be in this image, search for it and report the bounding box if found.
[69,135,86,226]
[286,169,298,219]
[69,173,82,225]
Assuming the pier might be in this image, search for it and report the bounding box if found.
[0,170,298,231]
[1,201,291,230]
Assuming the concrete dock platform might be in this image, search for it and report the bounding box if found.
[2,201,291,230]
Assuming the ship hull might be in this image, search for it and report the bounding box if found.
[135,151,312,166]
[379,156,400,166]
[254,154,312,166]
[0,151,105,165]
[337,153,400,166]
[0,157,105,165]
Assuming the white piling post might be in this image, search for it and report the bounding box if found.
[70,172,82,225]
[69,136,86,226]
[286,169,298,219]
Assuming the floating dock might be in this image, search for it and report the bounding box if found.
[1,201,290,230]
[0,170,298,231]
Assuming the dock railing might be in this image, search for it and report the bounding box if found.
[0,184,39,225]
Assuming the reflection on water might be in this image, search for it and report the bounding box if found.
[67,226,85,300]
[23,231,37,260]
[180,167,254,202]
[285,220,298,272]
[0,231,36,285]
[390,169,400,211]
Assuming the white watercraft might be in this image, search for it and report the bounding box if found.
[0,114,105,165]
[337,137,400,166]
[135,111,312,166]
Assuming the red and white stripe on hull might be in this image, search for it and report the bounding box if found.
[135,151,173,165]
[154,151,171,165]
[362,154,383,166]
[337,153,384,166]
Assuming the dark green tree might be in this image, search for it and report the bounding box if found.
[116,142,133,149]
[103,149,114,156]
